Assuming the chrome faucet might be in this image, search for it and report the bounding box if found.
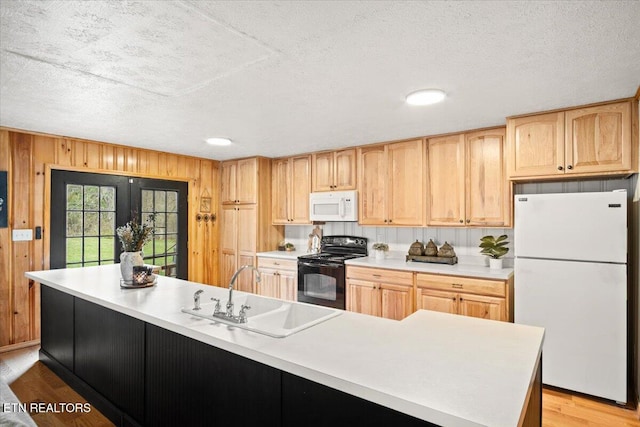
[193,289,204,310]
[226,265,261,321]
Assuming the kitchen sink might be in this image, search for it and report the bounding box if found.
[181,295,341,338]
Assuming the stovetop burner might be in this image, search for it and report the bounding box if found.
[298,253,367,263]
[298,235,368,264]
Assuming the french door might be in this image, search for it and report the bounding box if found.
[50,170,188,278]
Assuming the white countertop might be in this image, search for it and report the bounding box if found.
[258,250,513,280]
[346,256,514,280]
[26,265,542,427]
[256,250,307,260]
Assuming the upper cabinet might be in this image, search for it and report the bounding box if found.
[311,148,357,192]
[507,100,636,180]
[427,128,510,227]
[358,139,424,226]
[221,158,258,204]
[272,155,311,224]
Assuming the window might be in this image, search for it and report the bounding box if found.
[51,171,188,279]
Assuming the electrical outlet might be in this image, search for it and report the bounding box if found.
[12,229,33,241]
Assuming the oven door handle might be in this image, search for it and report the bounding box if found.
[300,262,343,269]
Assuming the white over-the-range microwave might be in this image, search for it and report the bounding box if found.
[309,190,358,222]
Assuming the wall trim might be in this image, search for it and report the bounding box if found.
[0,339,39,354]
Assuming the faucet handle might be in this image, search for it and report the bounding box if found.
[239,305,251,323]
[210,298,221,315]
[193,290,204,310]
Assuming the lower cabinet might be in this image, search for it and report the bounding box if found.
[416,273,513,322]
[281,372,435,427]
[345,267,513,322]
[40,286,74,371]
[40,284,434,427]
[257,257,297,301]
[145,324,282,426]
[346,266,414,320]
[75,299,145,424]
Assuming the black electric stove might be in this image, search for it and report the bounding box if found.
[297,236,368,309]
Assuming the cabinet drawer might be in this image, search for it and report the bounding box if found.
[258,257,297,271]
[346,266,413,286]
[416,273,506,297]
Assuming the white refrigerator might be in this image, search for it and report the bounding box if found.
[514,191,627,402]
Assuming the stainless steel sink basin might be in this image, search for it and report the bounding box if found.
[181,295,341,338]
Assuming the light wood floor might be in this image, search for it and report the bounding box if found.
[2,346,639,426]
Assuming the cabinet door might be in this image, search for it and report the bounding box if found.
[380,283,413,320]
[220,206,238,286]
[279,270,298,302]
[256,268,281,298]
[565,101,632,174]
[387,140,424,226]
[289,155,311,224]
[271,158,289,224]
[427,135,465,226]
[466,129,510,226]
[236,205,257,292]
[416,288,458,315]
[358,145,387,225]
[220,161,237,204]
[458,293,506,321]
[75,299,145,423]
[507,112,565,177]
[346,279,380,317]
[334,148,357,190]
[311,151,334,192]
[235,158,257,203]
[237,205,256,255]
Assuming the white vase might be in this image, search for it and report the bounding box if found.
[489,258,503,270]
[120,251,144,282]
[375,250,385,260]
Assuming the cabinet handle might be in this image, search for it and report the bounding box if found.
[384,219,388,223]
[459,219,463,223]
[557,166,563,171]
[373,274,381,278]
[452,297,456,301]
[274,262,280,265]
[466,219,470,223]
[388,219,392,223]
[567,165,573,170]
[452,284,463,289]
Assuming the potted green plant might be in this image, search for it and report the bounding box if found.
[372,242,389,260]
[479,235,509,269]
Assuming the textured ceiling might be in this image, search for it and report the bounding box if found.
[1,1,639,161]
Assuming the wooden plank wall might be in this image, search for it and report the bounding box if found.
[0,128,220,349]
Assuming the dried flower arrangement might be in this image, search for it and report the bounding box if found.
[117,215,155,252]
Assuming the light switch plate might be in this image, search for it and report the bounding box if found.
[12,229,33,241]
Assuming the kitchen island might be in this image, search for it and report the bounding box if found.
[26,265,543,427]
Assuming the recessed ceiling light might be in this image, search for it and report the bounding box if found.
[405,89,446,106]
[205,137,232,146]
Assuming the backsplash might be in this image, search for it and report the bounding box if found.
[284,224,514,267]
[284,176,638,269]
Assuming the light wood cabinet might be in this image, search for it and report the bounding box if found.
[312,148,356,191]
[416,273,513,322]
[358,139,424,226]
[346,266,414,320]
[220,204,258,293]
[221,158,258,204]
[507,101,636,179]
[219,157,284,289]
[257,258,298,301]
[272,155,311,224]
[427,128,510,227]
